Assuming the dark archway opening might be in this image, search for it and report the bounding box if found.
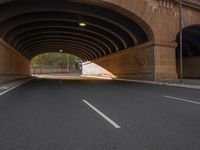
[176,25,200,79]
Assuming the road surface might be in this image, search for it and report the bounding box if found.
[0,78,200,150]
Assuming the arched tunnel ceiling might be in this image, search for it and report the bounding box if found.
[176,25,200,58]
[0,0,150,61]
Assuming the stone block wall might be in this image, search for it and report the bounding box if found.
[154,45,178,80]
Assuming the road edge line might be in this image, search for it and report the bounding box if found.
[163,95,200,105]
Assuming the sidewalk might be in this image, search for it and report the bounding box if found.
[115,78,200,90]
[0,78,32,96]
[82,75,200,90]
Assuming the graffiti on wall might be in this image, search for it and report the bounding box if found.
[135,53,148,73]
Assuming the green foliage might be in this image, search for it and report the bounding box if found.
[31,53,78,68]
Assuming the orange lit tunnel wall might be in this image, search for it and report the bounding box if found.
[82,41,155,80]
[0,39,30,83]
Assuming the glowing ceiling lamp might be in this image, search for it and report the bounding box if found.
[79,22,87,27]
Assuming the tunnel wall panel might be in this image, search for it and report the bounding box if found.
[0,39,30,83]
[83,41,155,80]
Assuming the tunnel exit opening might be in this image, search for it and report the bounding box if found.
[31,53,82,76]
[30,52,118,80]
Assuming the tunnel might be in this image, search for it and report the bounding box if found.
[0,0,156,83]
[176,25,200,79]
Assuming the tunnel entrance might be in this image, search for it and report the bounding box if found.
[0,0,157,83]
[176,25,200,79]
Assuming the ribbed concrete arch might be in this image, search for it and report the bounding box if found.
[11,31,112,54]
[26,44,94,60]
[32,49,88,61]
[22,39,101,59]
[24,42,98,60]
[23,42,96,60]
[0,0,152,61]
[13,32,110,56]
[1,15,131,50]
[30,47,91,61]
[1,11,138,45]
[20,37,103,58]
[4,21,126,50]
[7,27,117,51]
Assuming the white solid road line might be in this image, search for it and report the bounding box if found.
[163,95,200,105]
[0,79,32,96]
[82,99,121,129]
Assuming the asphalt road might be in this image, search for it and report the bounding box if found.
[0,78,200,150]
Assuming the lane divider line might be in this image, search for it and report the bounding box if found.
[0,78,32,96]
[82,99,121,129]
[163,95,200,105]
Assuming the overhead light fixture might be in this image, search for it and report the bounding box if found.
[79,22,86,27]
[59,49,63,53]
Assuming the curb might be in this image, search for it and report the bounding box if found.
[65,75,200,90]
[81,75,113,80]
